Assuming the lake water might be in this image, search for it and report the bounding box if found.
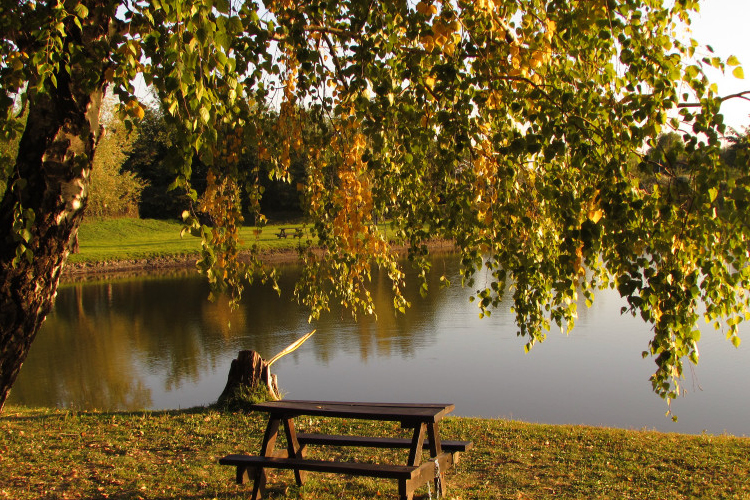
[8,254,750,436]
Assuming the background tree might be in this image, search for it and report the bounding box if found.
[120,102,213,220]
[86,93,145,218]
[645,133,688,175]
[722,126,750,171]
[1,0,749,414]
[120,105,180,219]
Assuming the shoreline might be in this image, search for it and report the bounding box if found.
[61,239,457,282]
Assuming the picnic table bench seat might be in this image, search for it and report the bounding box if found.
[295,432,472,459]
[220,451,458,499]
[221,454,423,479]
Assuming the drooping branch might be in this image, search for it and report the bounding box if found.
[677,90,750,108]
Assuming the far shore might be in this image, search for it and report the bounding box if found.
[61,239,457,282]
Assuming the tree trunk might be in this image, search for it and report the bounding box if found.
[218,350,281,403]
[0,3,111,412]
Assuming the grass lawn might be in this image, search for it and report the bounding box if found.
[69,218,315,264]
[1,405,749,499]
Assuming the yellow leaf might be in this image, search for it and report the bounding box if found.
[420,35,435,53]
[588,209,603,223]
[732,66,744,79]
[530,52,544,69]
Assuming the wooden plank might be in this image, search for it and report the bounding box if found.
[296,433,473,452]
[412,452,455,484]
[219,455,418,480]
[401,452,456,500]
[251,401,454,424]
[281,400,453,408]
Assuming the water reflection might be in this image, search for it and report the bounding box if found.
[10,259,449,410]
[8,255,750,436]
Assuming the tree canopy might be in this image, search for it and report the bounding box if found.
[1,0,749,412]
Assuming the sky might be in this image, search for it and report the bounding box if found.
[689,0,750,132]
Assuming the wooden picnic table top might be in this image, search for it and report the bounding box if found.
[250,400,455,424]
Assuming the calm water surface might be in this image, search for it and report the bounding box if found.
[9,255,750,436]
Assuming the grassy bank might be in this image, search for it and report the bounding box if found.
[69,218,314,264]
[2,405,749,500]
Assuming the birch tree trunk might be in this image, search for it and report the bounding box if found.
[0,1,110,411]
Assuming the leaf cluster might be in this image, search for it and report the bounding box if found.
[2,0,750,403]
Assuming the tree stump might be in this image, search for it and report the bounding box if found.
[218,350,280,404]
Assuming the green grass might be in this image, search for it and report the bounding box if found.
[69,218,314,264]
[2,405,749,499]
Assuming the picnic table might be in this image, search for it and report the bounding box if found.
[219,400,472,500]
[275,228,304,239]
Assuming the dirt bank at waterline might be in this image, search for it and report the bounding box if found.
[61,240,457,282]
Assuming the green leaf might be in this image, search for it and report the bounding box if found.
[199,107,210,124]
[74,4,89,18]
[214,0,230,13]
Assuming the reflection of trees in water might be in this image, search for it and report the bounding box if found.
[92,276,225,392]
[9,284,153,410]
[305,255,462,364]
[11,254,465,410]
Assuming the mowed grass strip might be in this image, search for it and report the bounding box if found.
[69,218,313,264]
[1,405,748,500]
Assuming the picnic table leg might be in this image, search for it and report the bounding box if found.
[398,478,415,500]
[427,423,446,498]
[282,417,307,485]
[398,423,426,500]
[250,417,281,500]
[407,423,426,466]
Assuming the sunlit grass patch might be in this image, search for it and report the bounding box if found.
[70,218,317,264]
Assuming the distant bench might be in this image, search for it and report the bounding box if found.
[218,400,472,500]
